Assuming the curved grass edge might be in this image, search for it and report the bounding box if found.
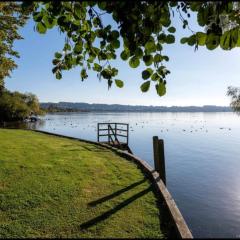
[29,129,193,239]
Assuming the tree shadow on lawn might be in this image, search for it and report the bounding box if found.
[80,184,152,230]
[88,178,147,207]
[80,177,176,237]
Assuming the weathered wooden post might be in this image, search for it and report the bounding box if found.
[114,123,117,142]
[153,136,166,185]
[127,124,129,146]
[97,123,99,142]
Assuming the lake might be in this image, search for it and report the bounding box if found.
[8,112,240,238]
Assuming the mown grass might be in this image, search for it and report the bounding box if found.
[0,129,171,238]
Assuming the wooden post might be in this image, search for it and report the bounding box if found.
[115,123,117,142]
[108,124,110,144]
[153,136,166,185]
[97,123,99,142]
[127,124,129,146]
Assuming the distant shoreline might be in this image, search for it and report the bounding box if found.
[41,102,233,113]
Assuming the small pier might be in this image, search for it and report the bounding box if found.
[97,123,132,153]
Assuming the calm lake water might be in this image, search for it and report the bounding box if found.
[8,112,240,238]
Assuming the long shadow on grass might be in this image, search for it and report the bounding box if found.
[88,178,147,207]
[80,185,152,230]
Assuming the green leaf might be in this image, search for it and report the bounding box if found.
[196,32,206,46]
[143,55,153,66]
[156,82,166,96]
[187,35,196,46]
[153,54,162,63]
[81,68,88,80]
[36,22,47,34]
[111,30,119,39]
[220,31,230,50]
[142,68,153,80]
[43,15,56,29]
[129,56,140,68]
[166,34,175,44]
[206,33,219,50]
[74,41,83,53]
[111,39,120,49]
[180,37,188,44]
[145,40,156,52]
[115,79,124,88]
[168,26,176,33]
[56,71,62,80]
[120,50,130,60]
[33,12,43,22]
[55,52,62,59]
[52,59,60,65]
[98,2,107,10]
[151,72,160,81]
[93,63,102,72]
[134,48,143,58]
[141,81,150,92]
[64,43,71,51]
[197,6,209,27]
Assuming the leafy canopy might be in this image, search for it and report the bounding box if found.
[24,1,240,97]
[0,2,31,92]
[1,1,239,99]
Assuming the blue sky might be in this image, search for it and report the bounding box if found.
[5,10,240,106]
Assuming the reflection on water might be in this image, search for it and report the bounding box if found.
[2,112,240,238]
[1,119,46,130]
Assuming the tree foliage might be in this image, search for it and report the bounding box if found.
[0,90,43,121]
[0,2,32,93]
[22,1,240,97]
[1,1,240,107]
[227,86,240,114]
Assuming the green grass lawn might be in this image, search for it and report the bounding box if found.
[0,129,171,238]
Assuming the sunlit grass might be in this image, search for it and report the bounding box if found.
[0,129,170,238]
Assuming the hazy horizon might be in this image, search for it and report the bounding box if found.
[40,101,231,108]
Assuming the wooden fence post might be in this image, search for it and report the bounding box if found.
[97,123,99,142]
[153,136,166,185]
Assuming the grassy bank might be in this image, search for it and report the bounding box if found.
[0,129,171,238]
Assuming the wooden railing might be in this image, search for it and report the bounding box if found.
[97,123,129,149]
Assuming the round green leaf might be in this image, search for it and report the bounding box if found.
[93,63,102,72]
[115,79,124,88]
[111,39,120,49]
[134,48,143,58]
[154,54,162,63]
[142,68,153,80]
[196,32,206,46]
[165,34,175,44]
[129,56,140,68]
[33,12,43,22]
[168,26,176,33]
[187,35,196,46]
[145,40,156,52]
[156,82,166,96]
[120,50,130,61]
[56,71,62,80]
[140,81,150,92]
[36,22,47,34]
[180,37,188,44]
[151,72,160,81]
[206,33,219,50]
[143,55,153,66]
[55,52,62,59]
